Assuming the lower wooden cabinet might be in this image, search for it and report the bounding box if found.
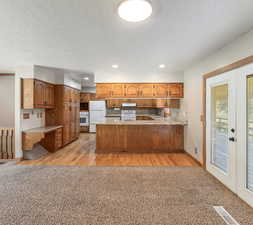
[41,128,63,153]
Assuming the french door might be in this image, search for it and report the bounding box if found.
[206,72,237,192]
[206,65,253,207]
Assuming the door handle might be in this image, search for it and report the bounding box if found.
[229,137,236,142]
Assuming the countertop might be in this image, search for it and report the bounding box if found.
[99,115,187,126]
[23,126,63,133]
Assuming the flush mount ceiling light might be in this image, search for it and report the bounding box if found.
[112,64,119,69]
[159,64,166,69]
[118,0,152,22]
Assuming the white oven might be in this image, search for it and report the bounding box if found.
[80,111,89,126]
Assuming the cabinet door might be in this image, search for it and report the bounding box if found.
[168,83,184,98]
[63,125,70,146]
[64,86,71,102]
[111,84,125,98]
[48,84,55,107]
[139,84,154,98]
[44,84,55,108]
[107,99,121,108]
[166,99,180,108]
[90,93,96,101]
[153,99,167,108]
[34,80,45,108]
[96,84,112,99]
[80,93,88,102]
[136,99,153,107]
[154,84,169,98]
[124,84,139,98]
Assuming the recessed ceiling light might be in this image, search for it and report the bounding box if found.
[118,0,152,22]
[159,64,166,69]
[84,77,89,80]
[112,64,119,69]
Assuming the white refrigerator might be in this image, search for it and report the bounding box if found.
[89,101,106,133]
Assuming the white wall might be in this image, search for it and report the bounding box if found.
[95,71,184,83]
[0,76,15,127]
[184,29,253,163]
[34,66,82,90]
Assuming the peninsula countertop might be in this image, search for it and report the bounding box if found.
[98,115,187,126]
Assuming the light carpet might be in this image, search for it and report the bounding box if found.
[0,165,253,225]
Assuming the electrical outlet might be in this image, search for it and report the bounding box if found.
[23,113,30,119]
[194,147,198,154]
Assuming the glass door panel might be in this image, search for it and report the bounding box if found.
[247,76,253,191]
[211,84,229,173]
[206,73,236,192]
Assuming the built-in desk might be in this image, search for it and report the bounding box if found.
[22,126,63,152]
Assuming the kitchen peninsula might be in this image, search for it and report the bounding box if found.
[96,115,186,153]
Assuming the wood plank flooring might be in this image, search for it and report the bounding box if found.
[18,133,200,166]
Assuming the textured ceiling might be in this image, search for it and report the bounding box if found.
[0,0,253,80]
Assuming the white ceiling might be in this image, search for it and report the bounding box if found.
[1,0,253,82]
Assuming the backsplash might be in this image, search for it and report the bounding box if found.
[107,108,160,116]
[21,109,45,131]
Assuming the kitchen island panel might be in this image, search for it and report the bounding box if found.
[96,124,184,153]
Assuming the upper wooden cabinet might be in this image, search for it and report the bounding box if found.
[107,99,180,109]
[168,83,184,98]
[96,84,112,99]
[111,84,125,98]
[22,79,55,109]
[80,93,96,103]
[139,84,154,98]
[154,84,169,98]
[124,84,139,98]
[96,83,184,99]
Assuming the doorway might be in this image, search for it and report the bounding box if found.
[205,63,253,207]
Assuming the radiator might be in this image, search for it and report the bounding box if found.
[0,128,15,159]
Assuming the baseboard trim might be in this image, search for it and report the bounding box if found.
[184,151,203,167]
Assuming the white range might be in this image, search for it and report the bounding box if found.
[89,101,106,133]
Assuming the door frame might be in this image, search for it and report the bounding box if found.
[202,56,253,168]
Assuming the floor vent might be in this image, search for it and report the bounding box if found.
[213,206,240,225]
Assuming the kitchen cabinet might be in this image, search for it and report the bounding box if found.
[136,99,153,107]
[46,85,80,146]
[138,84,154,98]
[168,83,184,98]
[96,83,184,99]
[111,84,125,98]
[22,79,55,109]
[152,99,180,108]
[107,99,180,108]
[124,84,139,98]
[44,83,55,108]
[96,84,112,99]
[154,84,168,98]
[80,93,96,102]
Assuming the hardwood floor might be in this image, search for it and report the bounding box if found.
[18,133,200,166]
